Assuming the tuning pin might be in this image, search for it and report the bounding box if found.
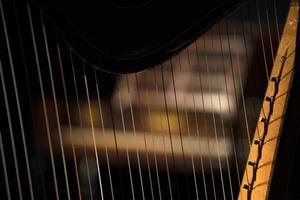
[271,76,279,83]
[280,54,287,62]
[243,184,250,190]
[254,139,261,145]
[248,161,256,167]
[259,116,267,123]
[265,96,274,103]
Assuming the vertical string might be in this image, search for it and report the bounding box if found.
[225,16,251,186]
[241,3,266,158]
[264,0,275,62]
[144,72,163,200]
[125,74,146,200]
[247,1,265,139]
[108,94,126,200]
[94,68,115,200]
[196,37,217,200]
[170,57,192,200]
[193,41,209,200]
[134,73,155,200]
[218,22,241,187]
[0,34,23,200]
[14,0,47,196]
[237,11,252,147]
[70,50,93,200]
[56,43,82,199]
[118,86,136,200]
[82,61,105,200]
[27,5,59,199]
[154,67,173,200]
[244,0,264,144]
[0,129,11,200]
[1,0,34,198]
[255,0,270,81]
[41,13,71,200]
[178,51,199,200]
[170,59,186,164]
[160,66,175,163]
[273,0,281,43]
[161,64,182,200]
[13,0,38,198]
[206,33,227,200]
[213,26,234,199]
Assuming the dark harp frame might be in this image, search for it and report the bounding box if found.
[32,0,249,74]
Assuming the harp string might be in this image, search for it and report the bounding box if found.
[134,73,155,200]
[218,20,241,188]
[184,48,200,200]
[241,1,271,153]
[117,85,136,200]
[205,33,227,200]
[41,13,71,200]
[255,0,270,81]
[56,43,82,199]
[94,68,115,200]
[27,4,59,199]
[1,0,34,198]
[0,129,11,199]
[246,2,265,141]
[193,41,209,200]
[202,35,217,200]
[241,5,257,145]
[144,71,163,200]
[170,57,193,200]
[160,66,175,163]
[233,20,251,148]
[273,0,281,43]
[213,28,235,199]
[13,0,39,196]
[161,63,183,199]
[154,67,173,200]
[264,0,275,62]
[70,50,94,200]
[224,17,251,188]
[170,59,185,166]
[82,61,105,200]
[212,30,230,200]
[251,1,280,138]
[238,6,264,149]
[125,74,146,200]
[108,95,126,200]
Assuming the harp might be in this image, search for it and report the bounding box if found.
[0,0,299,199]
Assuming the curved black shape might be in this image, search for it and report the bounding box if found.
[37,0,248,73]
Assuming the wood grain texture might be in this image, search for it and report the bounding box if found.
[238,3,299,200]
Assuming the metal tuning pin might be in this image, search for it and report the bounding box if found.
[265,96,274,103]
[254,139,261,145]
[271,76,279,83]
[248,161,256,167]
[243,184,250,190]
[280,54,287,63]
[259,116,267,123]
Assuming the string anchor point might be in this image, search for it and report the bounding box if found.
[271,76,279,83]
[243,184,250,190]
[265,96,274,103]
[248,161,257,167]
[259,116,267,123]
[254,139,262,145]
